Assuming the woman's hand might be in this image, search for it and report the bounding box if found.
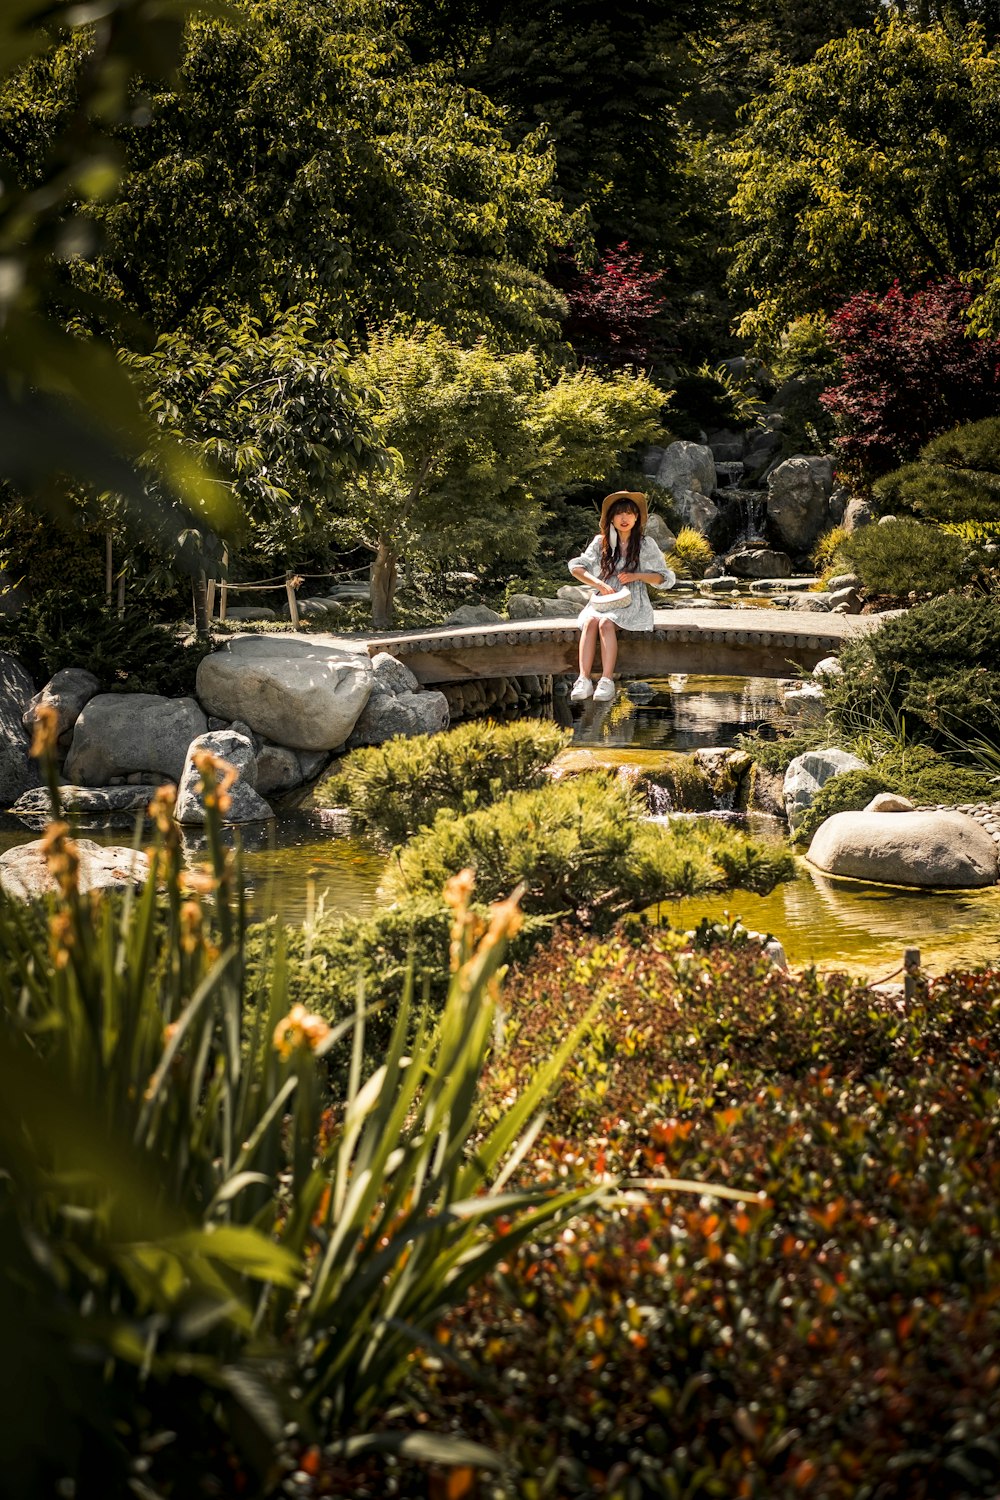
[596,581,617,594]
[618,572,638,584]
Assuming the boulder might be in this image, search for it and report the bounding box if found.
[826,572,861,593]
[782,682,826,720]
[645,512,677,551]
[10,784,162,830]
[812,655,843,680]
[64,693,207,787]
[675,490,721,537]
[0,837,149,901]
[556,584,593,605]
[224,607,277,622]
[370,651,420,695]
[766,455,834,552]
[23,668,101,751]
[783,747,867,831]
[708,429,745,464]
[807,809,999,888]
[828,486,848,525]
[793,593,833,612]
[699,575,741,592]
[0,652,38,806]
[506,594,576,621]
[828,585,862,613]
[347,687,450,748]
[443,603,503,628]
[725,547,792,579]
[866,792,915,813]
[841,498,873,533]
[255,743,303,797]
[742,429,782,482]
[655,440,717,499]
[196,633,372,751]
[174,729,273,825]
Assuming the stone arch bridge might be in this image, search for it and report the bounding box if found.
[364,607,881,685]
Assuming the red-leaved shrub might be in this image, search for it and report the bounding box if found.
[820,279,1000,480]
[559,241,670,368]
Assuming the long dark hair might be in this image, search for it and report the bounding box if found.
[600,501,642,580]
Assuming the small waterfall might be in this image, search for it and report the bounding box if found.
[646,782,674,815]
[730,488,768,547]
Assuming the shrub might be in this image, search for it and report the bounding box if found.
[833,517,975,598]
[668,361,766,439]
[317,719,570,843]
[824,593,1000,753]
[769,313,840,454]
[0,592,209,694]
[382,774,794,922]
[669,525,715,580]
[874,415,1000,524]
[810,523,848,572]
[384,929,1000,1500]
[820,279,1000,481]
[734,722,831,775]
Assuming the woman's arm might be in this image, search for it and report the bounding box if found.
[618,569,666,585]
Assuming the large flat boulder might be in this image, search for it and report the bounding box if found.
[766,455,834,553]
[807,809,999,888]
[0,653,37,807]
[64,693,207,786]
[0,837,149,901]
[196,633,373,751]
[655,440,717,499]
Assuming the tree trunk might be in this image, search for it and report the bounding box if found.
[193,566,210,637]
[370,540,398,631]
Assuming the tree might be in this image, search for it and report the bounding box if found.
[2,0,577,355]
[339,326,669,628]
[557,242,671,370]
[728,19,1000,347]
[819,279,1000,479]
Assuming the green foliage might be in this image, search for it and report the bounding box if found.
[668,360,766,438]
[824,593,1000,752]
[343,324,669,626]
[810,523,848,572]
[382,773,794,922]
[735,722,831,774]
[874,416,1000,525]
[669,525,715,580]
[834,518,977,599]
[0,0,240,551]
[0,593,210,694]
[769,313,841,452]
[0,762,593,1493]
[729,20,1000,345]
[319,718,569,843]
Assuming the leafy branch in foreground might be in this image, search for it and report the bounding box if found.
[0,724,598,1496]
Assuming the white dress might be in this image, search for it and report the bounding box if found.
[568,533,675,631]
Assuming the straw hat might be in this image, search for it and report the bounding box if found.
[600,490,647,531]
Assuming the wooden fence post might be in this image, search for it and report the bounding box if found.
[903,947,923,1002]
[220,546,229,623]
[285,570,300,627]
[206,578,216,623]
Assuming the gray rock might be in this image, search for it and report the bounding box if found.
[828,486,848,525]
[174,729,273,825]
[826,573,861,593]
[0,652,37,806]
[196,632,373,751]
[841,498,873,533]
[828,586,862,613]
[224,607,276,622]
[766,455,834,552]
[506,594,576,621]
[807,810,999,888]
[866,792,915,813]
[726,548,792,579]
[556,584,593,605]
[675,490,720,537]
[9,783,160,829]
[325,582,371,601]
[370,651,420,695]
[793,593,833,612]
[655,440,717,499]
[645,512,677,551]
[64,693,207,787]
[698,575,741,592]
[297,749,331,782]
[347,686,450,748]
[813,655,843,680]
[255,743,303,796]
[782,682,827,720]
[783,747,867,830]
[443,603,503,627]
[0,837,149,901]
[741,429,782,482]
[23,668,101,751]
[878,514,899,526]
[708,430,745,464]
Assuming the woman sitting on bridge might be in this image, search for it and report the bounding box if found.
[568,491,675,703]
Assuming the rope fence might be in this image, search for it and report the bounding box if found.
[205,564,371,627]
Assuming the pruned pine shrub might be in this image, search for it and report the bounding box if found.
[824,594,1000,753]
[874,416,1000,524]
[317,718,569,842]
[833,517,974,598]
[381,774,794,922]
[669,525,715,580]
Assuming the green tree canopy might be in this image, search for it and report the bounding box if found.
[728,19,1000,347]
[339,325,669,627]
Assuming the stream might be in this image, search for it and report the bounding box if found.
[3,672,998,978]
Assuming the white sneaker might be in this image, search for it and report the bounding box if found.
[570,675,594,701]
[593,676,616,703]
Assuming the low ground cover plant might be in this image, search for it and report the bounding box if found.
[344,926,1000,1499]
[317,719,569,842]
[381,774,795,922]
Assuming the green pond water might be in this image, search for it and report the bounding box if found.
[4,674,998,978]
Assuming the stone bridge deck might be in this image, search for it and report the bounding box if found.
[362,607,882,685]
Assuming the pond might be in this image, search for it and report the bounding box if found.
[3,673,998,978]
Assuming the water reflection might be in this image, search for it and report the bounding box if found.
[571,675,793,753]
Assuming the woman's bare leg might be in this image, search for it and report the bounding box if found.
[579,616,599,677]
[598,617,618,677]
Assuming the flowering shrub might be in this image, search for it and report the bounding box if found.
[820,279,1000,480]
